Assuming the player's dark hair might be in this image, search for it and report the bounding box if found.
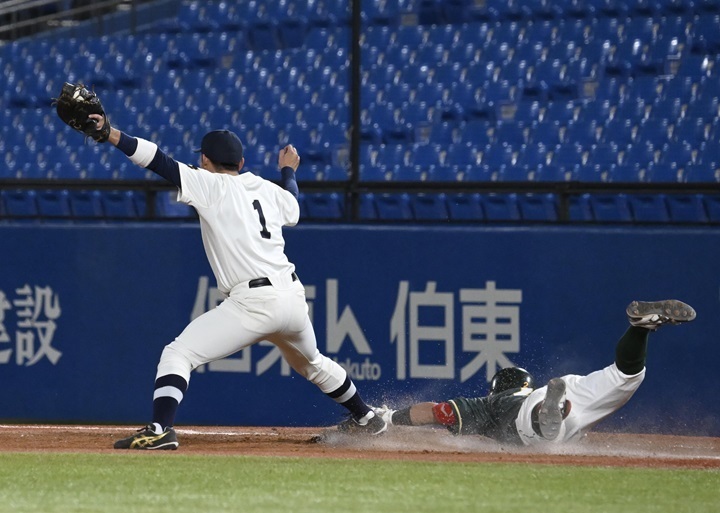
[211,159,240,172]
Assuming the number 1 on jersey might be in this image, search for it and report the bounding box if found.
[253,200,271,239]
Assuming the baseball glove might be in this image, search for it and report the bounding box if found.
[53,82,111,143]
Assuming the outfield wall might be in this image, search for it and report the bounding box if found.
[0,223,718,436]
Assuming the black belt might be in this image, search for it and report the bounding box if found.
[248,273,298,288]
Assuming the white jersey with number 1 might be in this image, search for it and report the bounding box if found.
[177,163,299,295]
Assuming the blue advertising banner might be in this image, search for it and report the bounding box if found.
[0,223,718,436]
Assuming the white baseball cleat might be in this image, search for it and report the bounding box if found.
[626,300,696,331]
[372,405,396,426]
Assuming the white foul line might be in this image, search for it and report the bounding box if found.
[0,425,279,436]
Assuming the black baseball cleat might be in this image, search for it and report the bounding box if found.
[626,299,696,331]
[538,378,567,441]
[337,410,388,436]
[113,425,179,450]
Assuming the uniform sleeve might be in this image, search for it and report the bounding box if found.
[447,397,493,436]
[118,133,181,187]
[280,167,299,199]
[276,185,300,227]
[177,164,223,210]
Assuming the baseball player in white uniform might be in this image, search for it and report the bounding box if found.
[85,112,387,450]
[373,299,696,446]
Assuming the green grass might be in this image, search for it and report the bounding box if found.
[0,453,717,513]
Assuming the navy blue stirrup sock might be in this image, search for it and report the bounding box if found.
[152,374,188,429]
[326,376,372,420]
[615,326,650,375]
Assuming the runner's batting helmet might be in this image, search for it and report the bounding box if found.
[489,367,535,396]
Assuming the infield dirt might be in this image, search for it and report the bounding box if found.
[0,424,718,470]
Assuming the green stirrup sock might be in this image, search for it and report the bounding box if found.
[392,407,414,426]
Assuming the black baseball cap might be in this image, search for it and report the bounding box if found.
[194,129,244,166]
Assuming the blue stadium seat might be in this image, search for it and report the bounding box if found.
[0,189,39,222]
[686,94,720,121]
[360,119,383,145]
[575,164,610,182]
[156,191,194,218]
[277,16,308,49]
[568,193,594,222]
[552,144,585,170]
[101,191,139,219]
[305,27,335,50]
[517,193,558,221]
[480,193,521,221]
[359,143,380,169]
[589,194,633,222]
[217,2,245,32]
[544,101,579,124]
[649,163,683,182]
[514,101,543,125]
[498,0,533,21]
[374,193,413,220]
[248,20,279,51]
[410,194,450,221]
[465,1,499,23]
[520,143,552,169]
[440,0,470,23]
[378,144,411,169]
[673,118,713,151]
[37,190,71,222]
[392,165,427,182]
[410,144,443,169]
[67,189,103,218]
[660,1,693,18]
[666,194,709,223]
[499,58,531,84]
[685,164,719,183]
[704,195,720,222]
[483,144,519,170]
[499,165,531,182]
[447,193,484,221]
[547,75,580,103]
[636,119,674,148]
[535,164,571,182]
[628,194,670,222]
[529,5,562,23]
[661,76,699,104]
[593,78,630,103]
[603,118,637,147]
[367,0,401,25]
[495,122,530,146]
[177,3,218,33]
[308,0,348,28]
[581,100,614,126]
[456,119,493,146]
[412,82,445,107]
[394,25,426,49]
[321,165,350,181]
[427,165,460,182]
[359,193,378,220]
[565,120,604,147]
[304,193,344,219]
[522,77,551,104]
[530,121,564,147]
[622,143,658,170]
[611,163,650,183]
[419,122,460,146]
[588,143,621,168]
[292,192,307,220]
